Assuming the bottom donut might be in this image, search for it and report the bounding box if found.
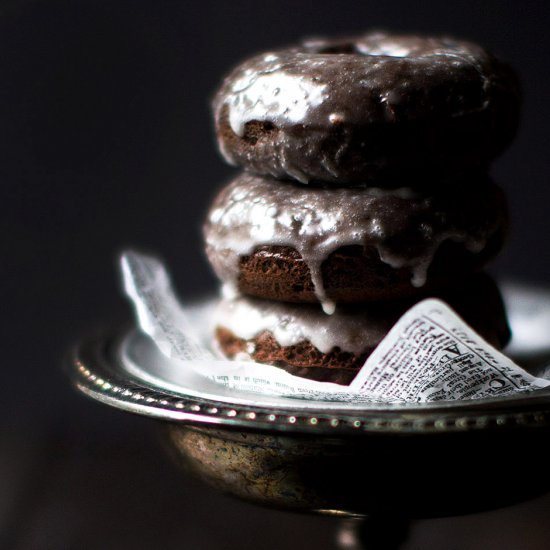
[212,274,511,385]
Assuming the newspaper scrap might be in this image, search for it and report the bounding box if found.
[121,251,550,403]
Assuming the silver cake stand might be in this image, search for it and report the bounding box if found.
[68,283,550,549]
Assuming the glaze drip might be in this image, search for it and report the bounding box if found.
[213,295,394,354]
[204,174,503,312]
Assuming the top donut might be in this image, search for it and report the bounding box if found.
[213,32,520,185]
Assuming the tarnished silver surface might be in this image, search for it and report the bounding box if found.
[70,328,550,435]
[68,285,550,518]
[69,331,550,516]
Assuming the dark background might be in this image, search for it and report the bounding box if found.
[2,1,550,548]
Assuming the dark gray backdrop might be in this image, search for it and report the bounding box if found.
[4,0,550,419]
[1,2,550,547]
[2,0,550,423]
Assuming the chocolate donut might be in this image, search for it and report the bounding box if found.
[213,32,520,185]
[213,274,511,385]
[203,173,508,312]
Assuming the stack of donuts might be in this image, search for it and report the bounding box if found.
[203,32,521,385]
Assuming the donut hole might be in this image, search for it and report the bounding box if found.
[314,43,357,54]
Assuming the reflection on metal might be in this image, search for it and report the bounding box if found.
[70,327,550,519]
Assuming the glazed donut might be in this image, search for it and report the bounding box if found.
[203,173,508,312]
[213,32,520,185]
[213,274,511,385]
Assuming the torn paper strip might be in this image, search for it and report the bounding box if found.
[121,251,550,403]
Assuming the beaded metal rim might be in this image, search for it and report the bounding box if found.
[69,329,550,436]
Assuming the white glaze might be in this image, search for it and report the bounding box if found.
[204,175,493,312]
[228,64,328,137]
[220,34,488,145]
[213,296,392,354]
